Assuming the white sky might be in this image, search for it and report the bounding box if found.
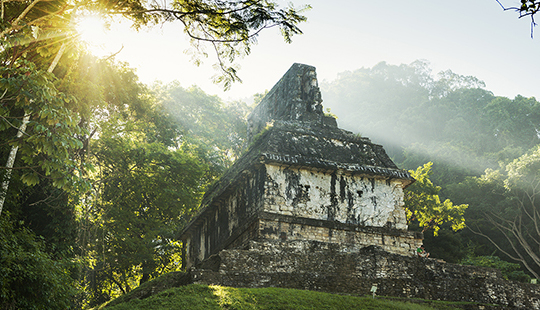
[88,0,540,102]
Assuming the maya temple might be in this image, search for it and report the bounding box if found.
[176,63,540,309]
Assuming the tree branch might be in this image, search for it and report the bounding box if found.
[496,0,539,38]
[468,224,523,262]
[0,0,41,39]
[0,165,41,170]
[0,4,69,40]
[483,212,540,279]
[108,1,259,19]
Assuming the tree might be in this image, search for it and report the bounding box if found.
[483,95,540,151]
[88,135,206,295]
[321,60,432,156]
[74,67,227,305]
[404,162,468,236]
[71,0,309,88]
[0,0,89,214]
[321,61,495,160]
[2,0,309,86]
[0,61,88,215]
[470,145,540,279]
[154,82,251,166]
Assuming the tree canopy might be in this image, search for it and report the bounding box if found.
[1,0,307,215]
[1,0,309,85]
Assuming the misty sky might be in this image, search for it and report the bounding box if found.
[91,0,540,102]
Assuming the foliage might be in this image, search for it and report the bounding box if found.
[1,1,89,218]
[89,0,309,88]
[404,162,468,236]
[1,0,307,211]
[90,137,205,284]
[17,180,78,257]
[2,0,309,88]
[74,66,255,306]
[321,60,432,157]
[322,61,540,180]
[469,145,540,278]
[100,283,462,310]
[77,81,195,306]
[0,61,88,190]
[0,0,75,68]
[321,60,540,269]
[153,82,251,167]
[0,213,78,309]
[460,255,531,283]
[420,226,468,264]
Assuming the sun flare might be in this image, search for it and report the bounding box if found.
[75,15,122,57]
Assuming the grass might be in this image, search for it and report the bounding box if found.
[99,283,468,310]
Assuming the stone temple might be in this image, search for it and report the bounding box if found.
[177,64,540,309]
[180,63,422,269]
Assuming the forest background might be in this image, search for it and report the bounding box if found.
[1,1,540,309]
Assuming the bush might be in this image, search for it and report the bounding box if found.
[460,255,531,283]
[0,214,78,309]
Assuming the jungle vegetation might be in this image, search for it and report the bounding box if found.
[1,1,540,308]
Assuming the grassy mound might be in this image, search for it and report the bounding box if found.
[99,283,467,310]
[95,272,501,310]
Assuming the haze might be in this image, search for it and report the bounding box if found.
[90,0,540,103]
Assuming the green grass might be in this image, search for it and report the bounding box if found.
[99,283,467,310]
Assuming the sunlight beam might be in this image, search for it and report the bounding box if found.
[75,15,122,57]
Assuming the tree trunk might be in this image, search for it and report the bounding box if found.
[0,42,66,216]
[0,114,29,215]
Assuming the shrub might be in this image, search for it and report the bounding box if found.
[460,255,531,283]
[0,214,78,309]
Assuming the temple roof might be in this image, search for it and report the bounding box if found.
[198,121,414,211]
[247,63,336,142]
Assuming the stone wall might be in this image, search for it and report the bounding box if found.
[191,241,540,309]
[264,165,408,229]
[256,214,421,256]
[182,166,267,268]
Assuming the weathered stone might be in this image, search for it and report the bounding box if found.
[247,63,334,142]
[190,241,540,309]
